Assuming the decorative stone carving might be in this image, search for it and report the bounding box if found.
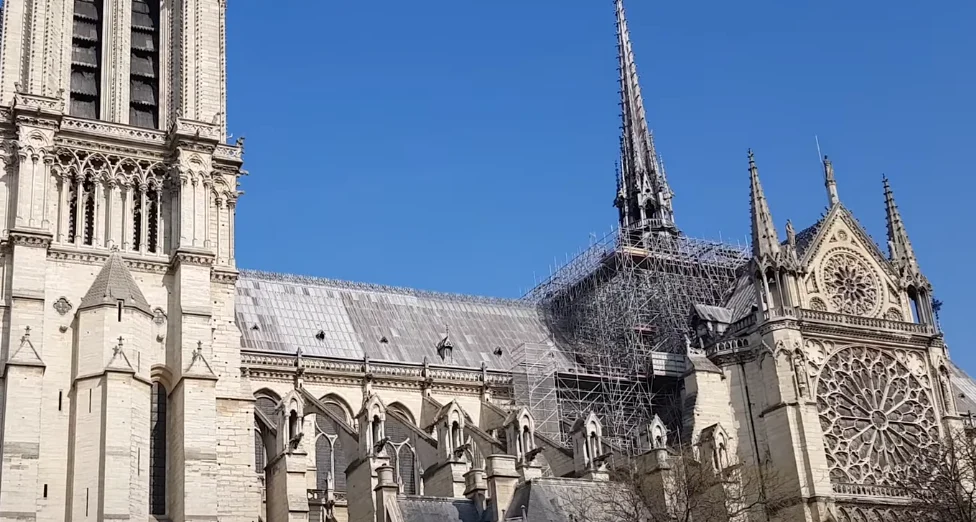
[53,297,72,315]
[793,353,809,397]
[809,297,827,312]
[822,251,879,316]
[152,307,167,325]
[883,308,905,322]
[817,346,937,487]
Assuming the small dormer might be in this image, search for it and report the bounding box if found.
[357,394,387,457]
[570,411,606,477]
[436,325,454,363]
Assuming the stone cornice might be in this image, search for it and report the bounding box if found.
[9,229,53,248]
[211,267,239,283]
[60,117,168,147]
[13,93,64,116]
[172,248,215,267]
[241,351,512,394]
[48,246,170,274]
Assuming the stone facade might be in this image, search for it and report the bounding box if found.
[0,1,971,522]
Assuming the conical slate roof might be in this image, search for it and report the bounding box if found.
[79,251,151,313]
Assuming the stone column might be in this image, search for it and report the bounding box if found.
[203,179,211,248]
[155,188,163,254]
[139,183,148,255]
[57,175,67,242]
[104,181,115,248]
[73,173,85,246]
[93,179,103,246]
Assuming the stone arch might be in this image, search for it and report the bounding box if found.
[386,401,416,426]
[314,394,354,492]
[253,389,280,475]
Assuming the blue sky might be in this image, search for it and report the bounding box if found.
[226,1,976,372]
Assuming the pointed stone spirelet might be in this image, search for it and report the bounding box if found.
[748,149,780,261]
[614,0,676,233]
[883,176,920,275]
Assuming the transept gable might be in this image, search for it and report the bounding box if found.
[797,205,909,321]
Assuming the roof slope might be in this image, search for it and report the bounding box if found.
[80,251,151,312]
[236,270,570,370]
[950,361,976,415]
[398,497,480,522]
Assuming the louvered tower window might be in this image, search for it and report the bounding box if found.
[70,0,103,119]
[130,0,160,128]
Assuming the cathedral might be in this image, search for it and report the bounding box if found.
[0,1,971,522]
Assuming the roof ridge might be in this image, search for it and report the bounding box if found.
[239,269,535,307]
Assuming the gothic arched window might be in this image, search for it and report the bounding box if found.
[149,382,167,515]
[315,400,351,493]
[254,393,279,475]
[130,0,160,128]
[386,409,417,495]
[70,0,104,118]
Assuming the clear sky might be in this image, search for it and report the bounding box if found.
[226,1,976,373]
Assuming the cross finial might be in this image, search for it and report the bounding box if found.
[118,336,124,347]
[23,325,31,338]
[196,340,203,353]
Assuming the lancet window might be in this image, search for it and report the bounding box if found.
[54,149,169,254]
[66,174,97,246]
[149,382,167,515]
[387,405,418,495]
[254,393,278,475]
[131,183,161,253]
[70,0,104,119]
[130,0,160,127]
[315,399,352,493]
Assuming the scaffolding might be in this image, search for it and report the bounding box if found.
[520,225,750,453]
[511,342,562,442]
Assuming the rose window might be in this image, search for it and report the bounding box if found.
[817,346,938,487]
[823,252,879,316]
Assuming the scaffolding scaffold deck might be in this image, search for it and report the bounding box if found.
[517,225,751,453]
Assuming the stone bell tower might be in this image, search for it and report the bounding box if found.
[0,1,254,521]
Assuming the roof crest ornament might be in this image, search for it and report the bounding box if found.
[823,155,839,207]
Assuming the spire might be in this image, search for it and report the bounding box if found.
[883,176,920,275]
[614,0,676,236]
[748,149,780,260]
[823,155,839,207]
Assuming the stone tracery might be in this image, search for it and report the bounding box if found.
[816,346,938,488]
[822,251,879,316]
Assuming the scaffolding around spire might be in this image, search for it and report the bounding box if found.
[613,0,676,238]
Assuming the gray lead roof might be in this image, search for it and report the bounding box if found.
[236,270,569,370]
[80,251,151,313]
